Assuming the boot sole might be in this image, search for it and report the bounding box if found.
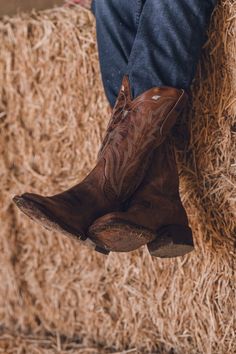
[13,195,109,255]
[90,221,194,257]
[147,224,194,258]
[89,220,155,253]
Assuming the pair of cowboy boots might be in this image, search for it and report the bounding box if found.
[13,76,194,258]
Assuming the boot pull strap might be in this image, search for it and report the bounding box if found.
[160,90,188,137]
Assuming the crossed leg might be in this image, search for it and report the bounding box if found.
[93,0,217,105]
[88,0,218,256]
[13,0,218,257]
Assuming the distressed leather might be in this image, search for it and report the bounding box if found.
[97,76,187,202]
[89,137,190,252]
[13,76,187,242]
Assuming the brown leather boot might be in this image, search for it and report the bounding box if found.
[13,76,187,253]
[89,136,194,258]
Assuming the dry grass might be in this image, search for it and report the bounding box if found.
[0,2,235,354]
[0,1,65,17]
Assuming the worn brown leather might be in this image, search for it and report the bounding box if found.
[13,76,187,248]
[89,136,191,253]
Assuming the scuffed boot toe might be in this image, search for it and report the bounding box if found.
[12,193,88,243]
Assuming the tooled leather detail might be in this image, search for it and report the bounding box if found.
[98,78,186,202]
[98,89,129,159]
[102,111,158,201]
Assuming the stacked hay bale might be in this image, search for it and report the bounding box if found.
[0,2,235,354]
[0,0,64,17]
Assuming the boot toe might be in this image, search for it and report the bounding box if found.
[13,193,52,229]
[12,192,87,242]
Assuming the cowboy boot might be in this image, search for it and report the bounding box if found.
[89,136,194,258]
[13,76,187,253]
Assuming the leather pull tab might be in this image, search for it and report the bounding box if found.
[120,75,132,102]
[160,90,188,136]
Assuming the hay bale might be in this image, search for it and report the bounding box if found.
[0,1,64,17]
[0,2,235,354]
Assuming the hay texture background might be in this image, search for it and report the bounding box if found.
[0,2,235,354]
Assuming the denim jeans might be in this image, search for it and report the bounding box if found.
[92,0,217,107]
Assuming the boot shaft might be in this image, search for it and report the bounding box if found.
[97,76,187,202]
[128,137,188,226]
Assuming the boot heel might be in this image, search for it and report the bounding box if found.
[147,224,194,258]
[95,246,110,255]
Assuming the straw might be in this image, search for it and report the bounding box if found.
[0,2,235,354]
